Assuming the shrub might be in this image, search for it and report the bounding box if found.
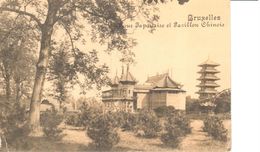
[203,116,228,141]
[109,111,139,131]
[161,111,191,148]
[214,101,231,114]
[122,112,139,131]
[186,100,201,114]
[40,108,64,140]
[135,109,162,138]
[87,114,120,151]
[154,106,175,118]
[0,101,30,150]
[65,112,82,127]
[78,101,103,128]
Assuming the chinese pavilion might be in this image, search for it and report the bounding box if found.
[102,65,186,112]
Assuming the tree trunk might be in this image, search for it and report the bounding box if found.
[28,24,53,134]
[15,82,20,102]
[5,75,11,101]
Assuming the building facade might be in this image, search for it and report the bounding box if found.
[102,66,186,112]
[196,59,220,99]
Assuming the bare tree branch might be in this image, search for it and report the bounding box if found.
[60,22,75,51]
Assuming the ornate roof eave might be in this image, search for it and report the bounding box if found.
[196,84,220,87]
[198,70,220,73]
[197,77,220,80]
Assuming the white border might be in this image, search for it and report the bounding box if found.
[231,1,260,152]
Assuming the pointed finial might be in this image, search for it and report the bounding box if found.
[126,63,130,73]
[121,65,124,75]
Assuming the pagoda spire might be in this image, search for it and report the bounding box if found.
[121,65,125,79]
[196,58,220,99]
[126,63,130,74]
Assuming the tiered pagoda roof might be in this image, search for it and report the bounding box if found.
[198,59,220,67]
[197,75,220,80]
[196,58,220,99]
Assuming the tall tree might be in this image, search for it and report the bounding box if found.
[0,0,188,134]
[48,42,71,110]
[0,14,37,102]
[48,42,110,110]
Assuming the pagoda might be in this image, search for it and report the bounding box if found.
[196,58,220,99]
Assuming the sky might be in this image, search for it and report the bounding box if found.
[29,0,231,100]
[99,0,231,98]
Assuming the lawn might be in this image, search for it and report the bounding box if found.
[19,119,231,152]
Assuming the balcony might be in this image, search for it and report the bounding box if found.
[102,89,135,101]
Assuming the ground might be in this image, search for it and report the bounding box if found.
[19,119,231,152]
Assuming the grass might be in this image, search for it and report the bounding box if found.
[4,119,231,152]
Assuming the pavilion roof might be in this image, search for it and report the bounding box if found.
[199,59,220,67]
[146,73,182,89]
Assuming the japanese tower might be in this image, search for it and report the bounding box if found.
[196,59,220,99]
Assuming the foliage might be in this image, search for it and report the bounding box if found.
[0,100,30,150]
[109,111,139,131]
[78,98,104,127]
[0,14,37,102]
[186,100,201,114]
[0,0,190,131]
[87,114,120,151]
[203,116,228,141]
[161,111,191,148]
[48,42,110,100]
[143,0,189,5]
[122,112,139,131]
[65,112,82,127]
[214,101,231,114]
[135,109,162,138]
[154,105,175,118]
[40,108,64,141]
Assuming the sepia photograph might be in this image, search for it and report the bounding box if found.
[0,0,231,151]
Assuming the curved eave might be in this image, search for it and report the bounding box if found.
[198,64,219,67]
[196,84,220,87]
[110,84,119,87]
[198,70,220,73]
[151,88,186,92]
[196,91,218,94]
[197,77,220,80]
[119,80,137,84]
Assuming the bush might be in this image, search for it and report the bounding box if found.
[122,112,139,131]
[109,111,139,131]
[87,114,120,151]
[154,106,175,118]
[135,109,162,138]
[203,116,228,141]
[214,101,231,114]
[0,101,30,150]
[161,111,191,148]
[40,108,64,140]
[78,101,103,128]
[65,112,82,127]
[186,100,201,114]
